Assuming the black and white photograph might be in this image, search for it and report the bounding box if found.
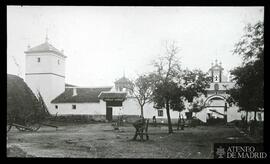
[6,5,266,159]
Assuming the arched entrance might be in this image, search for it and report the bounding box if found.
[203,95,228,124]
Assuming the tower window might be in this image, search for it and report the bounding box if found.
[37,57,41,63]
[72,105,76,110]
[55,105,58,109]
[58,60,60,65]
[158,110,163,117]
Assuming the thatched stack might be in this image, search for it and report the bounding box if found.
[7,74,50,124]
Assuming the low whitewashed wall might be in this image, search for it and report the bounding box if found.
[227,106,242,122]
[244,111,264,122]
[121,98,181,119]
[195,105,242,123]
[52,100,106,115]
[51,97,244,124]
[52,98,190,122]
[196,108,208,123]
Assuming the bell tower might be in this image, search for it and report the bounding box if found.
[24,35,67,114]
[209,60,224,83]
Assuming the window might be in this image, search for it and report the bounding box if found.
[72,105,76,110]
[158,110,163,117]
[55,105,58,109]
[37,57,41,62]
[58,60,60,65]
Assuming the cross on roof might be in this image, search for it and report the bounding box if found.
[45,29,49,43]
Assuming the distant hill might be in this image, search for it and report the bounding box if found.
[7,74,50,124]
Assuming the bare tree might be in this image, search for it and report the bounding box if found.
[130,74,155,117]
[152,41,182,134]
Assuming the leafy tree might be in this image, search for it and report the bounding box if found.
[151,42,212,133]
[182,69,211,103]
[189,97,205,117]
[233,21,264,63]
[179,69,211,121]
[227,21,264,122]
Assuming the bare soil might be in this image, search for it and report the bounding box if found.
[7,123,259,158]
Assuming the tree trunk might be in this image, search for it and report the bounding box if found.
[165,99,173,134]
[140,105,144,118]
[254,111,257,122]
[246,111,248,124]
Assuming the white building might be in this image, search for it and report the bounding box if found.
[25,36,66,115]
[25,38,247,123]
[196,60,241,123]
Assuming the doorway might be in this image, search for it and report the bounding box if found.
[106,107,113,121]
[105,101,123,122]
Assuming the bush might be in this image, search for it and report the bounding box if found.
[248,121,263,137]
[185,117,204,127]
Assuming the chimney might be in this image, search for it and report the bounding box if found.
[73,88,77,96]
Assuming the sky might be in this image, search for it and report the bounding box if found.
[7,6,264,87]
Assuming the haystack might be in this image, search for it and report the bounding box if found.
[7,74,50,124]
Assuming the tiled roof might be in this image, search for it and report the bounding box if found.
[51,87,112,103]
[25,41,66,58]
[98,92,127,100]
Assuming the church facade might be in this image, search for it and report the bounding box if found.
[24,38,247,123]
[196,61,241,123]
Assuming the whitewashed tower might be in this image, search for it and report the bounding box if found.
[209,59,224,83]
[24,35,66,114]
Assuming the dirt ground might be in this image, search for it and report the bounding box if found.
[6,123,261,158]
